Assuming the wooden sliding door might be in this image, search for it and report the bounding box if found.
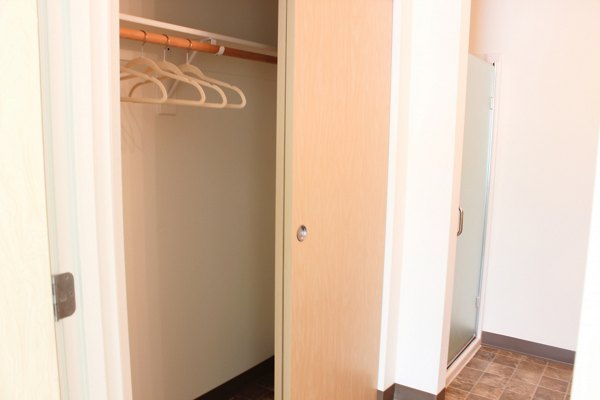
[284,0,393,398]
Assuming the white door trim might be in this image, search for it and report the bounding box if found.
[38,0,132,398]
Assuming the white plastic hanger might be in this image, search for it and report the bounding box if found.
[179,42,246,109]
[124,33,207,106]
[121,31,171,82]
[120,66,168,104]
[158,58,227,109]
[129,35,228,108]
[120,31,170,104]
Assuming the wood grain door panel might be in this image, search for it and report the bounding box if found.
[287,0,393,398]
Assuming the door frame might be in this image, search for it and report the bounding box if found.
[473,53,502,346]
[276,0,290,398]
[38,0,132,398]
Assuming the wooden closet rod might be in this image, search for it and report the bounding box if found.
[119,28,277,64]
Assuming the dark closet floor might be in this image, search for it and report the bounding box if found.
[196,358,274,400]
[225,369,274,400]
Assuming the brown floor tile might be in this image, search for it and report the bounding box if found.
[447,349,572,400]
[493,355,521,368]
[479,373,509,389]
[451,377,476,392]
[543,367,572,382]
[481,346,499,353]
[459,367,485,384]
[476,348,497,361]
[526,356,550,366]
[499,390,533,400]
[512,368,543,385]
[467,395,493,400]
[533,386,565,400]
[546,361,573,372]
[538,376,568,393]
[471,382,504,399]
[505,378,537,397]
[496,349,526,360]
[446,387,470,400]
[518,361,546,374]
[487,363,516,377]
[468,357,492,371]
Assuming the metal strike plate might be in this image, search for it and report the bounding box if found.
[52,272,76,321]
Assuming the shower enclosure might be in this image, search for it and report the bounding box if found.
[448,54,495,365]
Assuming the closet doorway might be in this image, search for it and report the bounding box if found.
[448,54,496,366]
[119,1,278,399]
[40,0,394,397]
[116,0,393,398]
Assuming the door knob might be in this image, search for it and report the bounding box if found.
[297,225,308,242]
[457,207,464,236]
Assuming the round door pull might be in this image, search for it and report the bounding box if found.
[297,225,308,242]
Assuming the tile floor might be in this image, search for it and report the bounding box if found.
[447,346,573,400]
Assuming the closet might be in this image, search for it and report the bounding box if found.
[117,0,394,398]
[119,1,278,399]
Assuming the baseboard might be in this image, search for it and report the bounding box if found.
[195,356,274,400]
[377,384,396,400]
[482,331,575,364]
[393,384,445,400]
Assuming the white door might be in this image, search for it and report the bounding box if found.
[448,55,495,364]
[0,0,60,397]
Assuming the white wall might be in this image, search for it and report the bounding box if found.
[471,0,600,351]
[377,0,409,390]
[0,0,60,397]
[120,1,278,398]
[383,0,472,394]
[572,118,600,400]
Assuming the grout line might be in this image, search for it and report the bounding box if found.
[529,360,546,399]
[503,356,521,400]
[471,350,504,400]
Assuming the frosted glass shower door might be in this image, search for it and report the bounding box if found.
[448,55,495,365]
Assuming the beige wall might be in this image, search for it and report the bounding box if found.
[470,0,600,350]
[0,0,60,398]
[120,0,278,46]
[120,1,278,398]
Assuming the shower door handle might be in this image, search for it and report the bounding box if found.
[457,207,464,236]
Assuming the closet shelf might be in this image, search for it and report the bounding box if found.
[120,14,277,64]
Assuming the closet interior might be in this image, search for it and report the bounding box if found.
[119,1,279,398]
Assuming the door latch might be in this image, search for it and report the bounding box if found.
[297,225,308,242]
